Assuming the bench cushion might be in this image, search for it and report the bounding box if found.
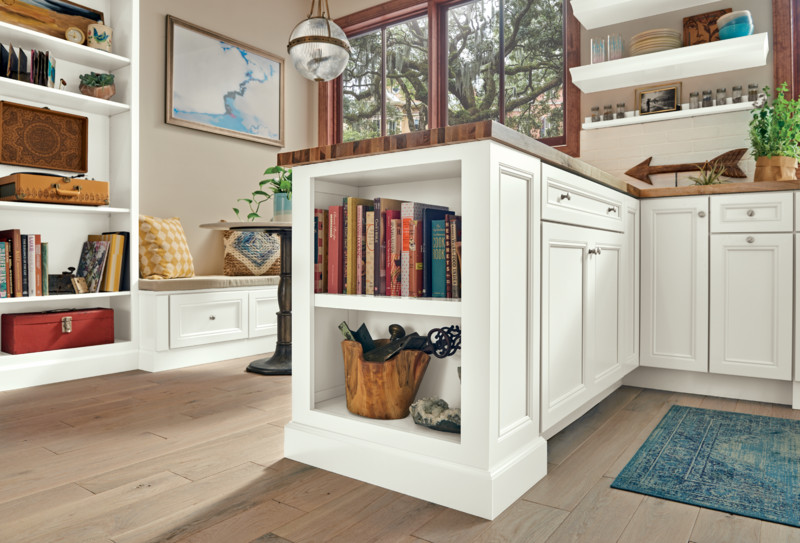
[139,275,279,292]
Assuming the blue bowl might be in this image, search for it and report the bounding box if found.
[719,22,754,40]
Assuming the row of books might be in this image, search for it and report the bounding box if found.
[0,229,129,298]
[1,43,56,87]
[314,199,462,298]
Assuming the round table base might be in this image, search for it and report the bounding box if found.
[246,343,292,375]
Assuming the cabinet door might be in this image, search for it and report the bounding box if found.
[541,222,590,432]
[621,200,640,371]
[588,228,625,390]
[710,233,793,380]
[641,197,709,372]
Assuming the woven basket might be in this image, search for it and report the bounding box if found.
[222,230,280,276]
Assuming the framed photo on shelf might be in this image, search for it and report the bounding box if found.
[636,82,681,116]
[166,15,285,147]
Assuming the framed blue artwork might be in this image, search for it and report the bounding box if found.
[166,15,284,147]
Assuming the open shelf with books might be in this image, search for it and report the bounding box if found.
[286,140,546,519]
[0,0,139,391]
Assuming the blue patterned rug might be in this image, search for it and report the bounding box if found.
[611,405,800,527]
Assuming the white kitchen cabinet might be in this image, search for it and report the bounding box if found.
[621,200,640,370]
[641,196,709,372]
[541,222,626,432]
[710,234,793,381]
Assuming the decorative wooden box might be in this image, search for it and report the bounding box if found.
[0,173,109,206]
[0,101,88,173]
[1,308,114,355]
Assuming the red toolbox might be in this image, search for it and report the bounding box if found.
[1,308,114,355]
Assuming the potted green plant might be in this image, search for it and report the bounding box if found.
[78,72,116,100]
[233,166,292,222]
[689,161,728,185]
[749,82,800,181]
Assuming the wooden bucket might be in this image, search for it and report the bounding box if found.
[342,339,430,420]
[754,156,798,182]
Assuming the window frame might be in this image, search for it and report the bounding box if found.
[320,0,581,156]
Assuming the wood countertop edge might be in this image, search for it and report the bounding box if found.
[635,181,800,197]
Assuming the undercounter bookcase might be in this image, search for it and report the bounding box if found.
[0,0,139,390]
[286,141,545,520]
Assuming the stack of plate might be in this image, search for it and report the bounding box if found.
[630,28,682,56]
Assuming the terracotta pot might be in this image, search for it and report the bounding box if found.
[79,83,116,100]
[754,155,798,182]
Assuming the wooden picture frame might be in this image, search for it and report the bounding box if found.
[166,15,285,147]
[636,83,682,116]
[0,0,104,41]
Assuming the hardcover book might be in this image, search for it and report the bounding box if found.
[445,216,452,298]
[356,204,364,294]
[328,205,344,294]
[449,216,462,298]
[103,231,130,291]
[384,210,401,295]
[389,218,402,296]
[408,220,423,297]
[89,233,124,291]
[345,198,372,294]
[423,209,454,297]
[20,234,28,297]
[373,198,403,295]
[0,229,21,296]
[0,241,7,298]
[431,220,447,298]
[76,241,110,294]
[314,209,329,293]
[41,242,48,296]
[33,234,41,296]
[400,202,449,297]
[365,210,375,295]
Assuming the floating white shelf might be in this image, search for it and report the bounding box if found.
[0,77,129,116]
[571,0,718,29]
[582,100,756,130]
[0,21,130,71]
[570,33,769,94]
[314,293,462,317]
[0,201,130,214]
[0,291,130,305]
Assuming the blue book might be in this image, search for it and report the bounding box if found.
[431,220,447,298]
[423,208,453,297]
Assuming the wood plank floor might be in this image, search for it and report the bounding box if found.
[2,357,799,543]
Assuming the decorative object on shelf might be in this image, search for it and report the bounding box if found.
[715,87,727,106]
[682,9,731,46]
[342,339,430,420]
[616,103,626,119]
[65,26,86,44]
[287,0,350,82]
[233,166,292,222]
[86,23,112,52]
[0,0,103,42]
[70,276,88,294]
[749,82,800,182]
[48,267,76,295]
[590,106,600,122]
[589,36,606,64]
[166,15,284,147]
[409,397,461,434]
[689,161,729,185]
[625,149,747,184]
[636,82,681,116]
[732,85,743,103]
[425,325,461,359]
[0,173,109,206]
[717,10,753,40]
[630,28,681,56]
[58,78,67,90]
[0,307,114,355]
[78,71,115,100]
[139,215,195,280]
[602,104,613,121]
[222,230,280,276]
[748,83,759,102]
[689,91,700,109]
[702,89,713,107]
[607,34,623,60]
[0,101,88,172]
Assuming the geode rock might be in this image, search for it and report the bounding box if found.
[409,397,461,433]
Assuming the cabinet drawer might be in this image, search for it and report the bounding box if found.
[542,164,624,232]
[249,288,278,338]
[711,192,794,233]
[169,291,248,349]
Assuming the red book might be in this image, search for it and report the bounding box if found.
[315,209,329,293]
[34,234,42,297]
[408,220,423,297]
[384,210,401,295]
[356,204,364,295]
[327,205,344,294]
[0,229,21,297]
[389,218,402,296]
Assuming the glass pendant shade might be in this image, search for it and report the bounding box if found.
[288,13,351,82]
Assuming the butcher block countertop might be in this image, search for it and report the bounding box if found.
[277,121,800,198]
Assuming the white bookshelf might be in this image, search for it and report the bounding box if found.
[570,33,769,93]
[0,0,139,391]
[582,100,756,130]
[286,141,547,520]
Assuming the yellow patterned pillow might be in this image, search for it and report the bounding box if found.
[138,215,195,280]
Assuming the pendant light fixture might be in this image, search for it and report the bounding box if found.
[288,0,351,82]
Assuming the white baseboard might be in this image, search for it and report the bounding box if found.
[284,421,547,520]
[138,334,277,372]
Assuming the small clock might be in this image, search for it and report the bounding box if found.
[65,27,85,45]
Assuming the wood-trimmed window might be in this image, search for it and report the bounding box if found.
[319,0,581,156]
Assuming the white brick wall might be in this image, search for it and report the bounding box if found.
[579,111,756,189]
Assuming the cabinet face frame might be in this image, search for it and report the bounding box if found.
[640,196,709,373]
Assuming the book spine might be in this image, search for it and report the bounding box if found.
[321,210,328,293]
[342,199,348,293]
[0,242,7,298]
[34,235,41,296]
[372,200,381,295]
[356,205,363,295]
[378,210,387,295]
[28,235,36,297]
[327,206,343,294]
[409,221,422,297]
[400,202,415,297]
[431,220,446,298]
[445,216,452,298]
[365,211,374,296]
[389,218,402,296]
[451,218,460,299]
[41,242,48,296]
[20,234,28,297]
[314,215,320,293]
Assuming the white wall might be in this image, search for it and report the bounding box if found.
[139,1,316,274]
[577,1,772,188]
